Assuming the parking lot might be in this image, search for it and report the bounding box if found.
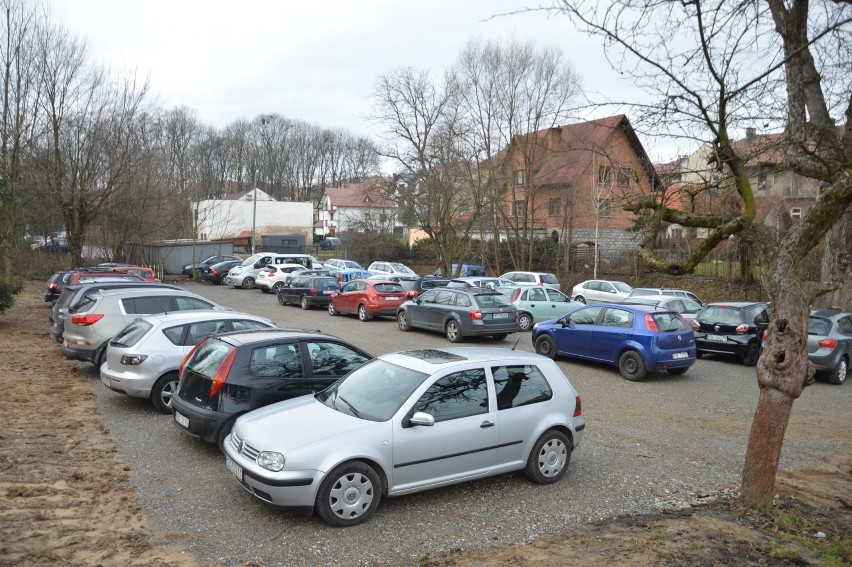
[87,281,852,566]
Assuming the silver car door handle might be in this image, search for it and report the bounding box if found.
[480,421,495,429]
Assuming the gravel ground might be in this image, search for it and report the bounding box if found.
[86,281,851,567]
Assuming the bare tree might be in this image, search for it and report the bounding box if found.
[553,0,852,507]
[373,66,489,274]
[0,0,41,275]
[452,38,581,271]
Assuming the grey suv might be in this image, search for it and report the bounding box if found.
[60,288,228,365]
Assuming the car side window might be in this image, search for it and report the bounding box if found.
[568,306,602,325]
[411,368,488,422]
[186,320,225,345]
[838,317,852,334]
[602,283,615,293]
[455,293,472,307]
[249,343,303,378]
[492,365,553,410]
[162,324,187,345]
[668,300,685,312]
[122,296,172,314]
[753,307,770,325]
[528,288,546,301]
[306,341,371,377]
[419,290,439,303]
[174,296,215,310]
[546,289,568,302]
[434,290,455,305]
[602,308,633,327]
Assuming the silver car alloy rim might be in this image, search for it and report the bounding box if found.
[161,380,177,407]
[537,438,567,478]
[329,472,374,520]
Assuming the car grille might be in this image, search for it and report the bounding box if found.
[229,432,260,460]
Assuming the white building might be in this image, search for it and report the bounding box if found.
[193,189,314,241]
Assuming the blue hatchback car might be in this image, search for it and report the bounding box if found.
[531,303,696,381]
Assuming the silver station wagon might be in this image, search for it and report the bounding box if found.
[223,347,585,526]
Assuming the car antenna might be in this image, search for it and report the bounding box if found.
[511,337,521,351]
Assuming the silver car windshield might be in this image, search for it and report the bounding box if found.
[318,359,427,422]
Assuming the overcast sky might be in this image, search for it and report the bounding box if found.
[47,0,678,161]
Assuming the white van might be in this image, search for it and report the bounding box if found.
[225,253,317,289]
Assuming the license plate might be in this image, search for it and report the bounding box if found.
[322,290,334,295]
[225,455,243,482]
[672,352,688,359]
[493,313,509,319]
[707,334,727,342]
[174,412,189,428]
[384,296,399,301]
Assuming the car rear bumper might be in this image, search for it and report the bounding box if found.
[171,396,228,444]
[694,333,752,357]
[809,350,846,373]
[462,321,519,336]
[100,365,158,398]
[60,340,100,363]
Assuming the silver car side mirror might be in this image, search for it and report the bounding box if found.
[409,412,435,427]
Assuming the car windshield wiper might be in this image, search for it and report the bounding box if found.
[337,395,361,417]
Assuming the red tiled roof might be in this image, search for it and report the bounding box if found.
[324,180,396,209]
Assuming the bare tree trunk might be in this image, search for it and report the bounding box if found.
[741,386,795,507]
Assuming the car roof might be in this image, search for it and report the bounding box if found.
[65,282,180,293]
[93,287,202,298]
[139,310,272,325]
[381,347,549,373]
[809,308,849,319]
[705,301,766,308]
[210,328,337,346]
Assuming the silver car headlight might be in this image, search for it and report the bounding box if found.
[257,451,285,472]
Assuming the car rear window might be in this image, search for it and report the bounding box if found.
[699,306,745,325]
[652,312,690,331]
[110,320,153,347]
[807,317,831,336]
[539,273,559,284]
[474,293,512,308]
[315,277,339,290]
[374,283,405,293]
[185,339,234,378]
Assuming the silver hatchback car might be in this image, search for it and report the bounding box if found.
[224,347,585,526]
[100,311,276,413]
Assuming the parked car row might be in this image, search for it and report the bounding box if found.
[43,269,587,527]
[44,263,158,303]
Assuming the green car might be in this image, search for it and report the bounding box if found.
[509,287,583,332]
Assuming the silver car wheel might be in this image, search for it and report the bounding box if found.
[518,313,533,332]
[446,320,462,343]
[316,462,381,526]
[536,437,567,478]
[829,357,848,385]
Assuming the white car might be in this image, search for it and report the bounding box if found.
[324,259,364,271]
[571,280,633,304]
[223,347,585,527]
[255,264,308,293]
[367,261,417,277]
[100,311,275,413]
[500,271,561,291]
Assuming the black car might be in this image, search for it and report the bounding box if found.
[171,329,373,451]
[277,275,340,309]
[198,260,242,285]
[692,301,769,365]
[44,270,73,303]
[181,255,242,277]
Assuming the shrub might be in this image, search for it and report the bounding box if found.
[0,277,24,315]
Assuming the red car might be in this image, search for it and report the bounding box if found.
[327,279,407,321]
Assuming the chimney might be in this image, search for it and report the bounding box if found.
[745,127,756,140]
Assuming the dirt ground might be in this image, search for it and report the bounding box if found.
[0,281,849,567]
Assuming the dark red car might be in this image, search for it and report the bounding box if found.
[327,279,407,321]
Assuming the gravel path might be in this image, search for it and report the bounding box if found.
[87,281,851,566]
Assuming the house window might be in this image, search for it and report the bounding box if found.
[513,200,526,218]
[617,167,631,187]
[598,199,611,219]
[598,165,612,185]
[790,207,802,220]
[513,170,525,186]
[548,198,561,217]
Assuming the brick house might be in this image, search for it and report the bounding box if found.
[660,127,824,238]
[496,115,661,260]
